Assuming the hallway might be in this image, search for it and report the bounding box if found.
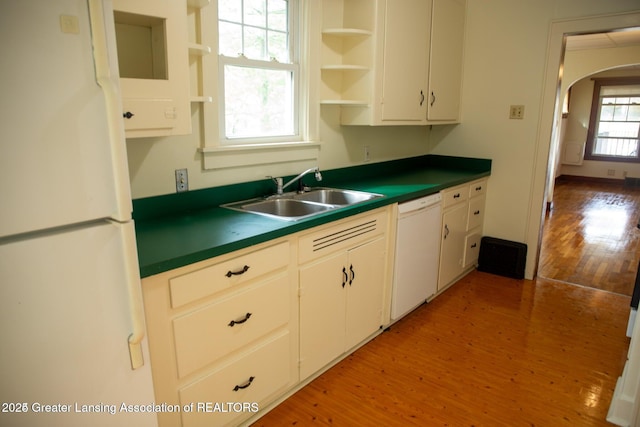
[538,178,640,296]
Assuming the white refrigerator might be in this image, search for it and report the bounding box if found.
[0,1,157,426]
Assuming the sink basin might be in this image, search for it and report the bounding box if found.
[221,188,383,220]
[293,188,381,205]
[235,199,333,219]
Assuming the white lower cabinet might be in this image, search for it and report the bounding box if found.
[438,179,488,291]
[299,237,386,379]
[438,202,468,290]
[298,208,390,380]
[141,239,298,427]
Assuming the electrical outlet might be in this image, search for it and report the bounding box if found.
[364,145,370,163]
[175,169,188,193]
[509,105,525,119]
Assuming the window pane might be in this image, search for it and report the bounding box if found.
[244,27,267,60]
[219,22,242,56]
[593,138,639,156]
[244,0,266,27]
[268,30,288,61]
[601,105,614,121]
[613,105,629,121]
[218,0,241,23]
[268,0,288,31]
[598,121,639,138]
[224,65,293,138]
[630,105,640,121]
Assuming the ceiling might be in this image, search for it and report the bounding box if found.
[566,28,640,50]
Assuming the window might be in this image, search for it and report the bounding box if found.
[585,77,640,162]
[218,0,299,143]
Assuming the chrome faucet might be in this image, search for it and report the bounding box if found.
[273,167,322,195]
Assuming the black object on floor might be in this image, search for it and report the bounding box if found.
[478,236,527,279]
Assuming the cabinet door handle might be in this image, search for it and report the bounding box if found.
[349,264,355,285]
[444,224,450,239]
[430,91,436,106]
[233,376,255,391]
[225,265,250,277]
[228,312,252,327]
[420,90,425,106]
[342,267,348,288]
[123,111,134,119]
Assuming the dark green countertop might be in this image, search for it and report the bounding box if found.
[133,155,491,278]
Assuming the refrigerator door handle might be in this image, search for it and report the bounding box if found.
[119,221,146,370]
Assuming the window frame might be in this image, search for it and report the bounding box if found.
[584,76,640,163]
[217,0,301,145]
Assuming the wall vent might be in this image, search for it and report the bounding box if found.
[312,220,377,252]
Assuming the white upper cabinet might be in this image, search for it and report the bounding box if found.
[322,0,466,126]
[379,0,431,123]
[427,0,466,122]
[113,0,191,138]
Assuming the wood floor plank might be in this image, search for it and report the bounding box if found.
[253,272,630,426]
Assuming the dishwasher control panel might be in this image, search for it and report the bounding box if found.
[398,193,442,214]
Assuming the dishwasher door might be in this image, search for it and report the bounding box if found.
[391,194,442,321]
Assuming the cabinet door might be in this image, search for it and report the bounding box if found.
[427,0,465,121]
[380,0,431,122]
[113,0,191,137]
[438,203,468,289]
[299,252,348,380]
[345,237,386,350]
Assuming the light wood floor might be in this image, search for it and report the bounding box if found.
[539,178,640,296]
[253,271,630,426]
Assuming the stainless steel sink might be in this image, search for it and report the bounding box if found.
[293,188,380,205]
[221,188,383,220]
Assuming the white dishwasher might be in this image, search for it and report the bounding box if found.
[391,193,442,321]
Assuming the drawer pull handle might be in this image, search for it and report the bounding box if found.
[225,265,250,277]
[233,376,255,391]
[342,267,348,288]
[453,193,461,199]
[474,210,480,215]
[228,312,252,327]
[471,243,477,248]
[123,111,134,119]
[476,186,482,191]
[349,264,355,285]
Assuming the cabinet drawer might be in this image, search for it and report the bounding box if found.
[169,241,289,308]
[172,274,290,378]
[298,209,388,264]
[469,179,487,198]
[442,185,468,209]
[179,331,291,427]
[464,233,481,268]
[467,195,485,230]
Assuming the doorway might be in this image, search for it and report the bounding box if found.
[527,13,640,281]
